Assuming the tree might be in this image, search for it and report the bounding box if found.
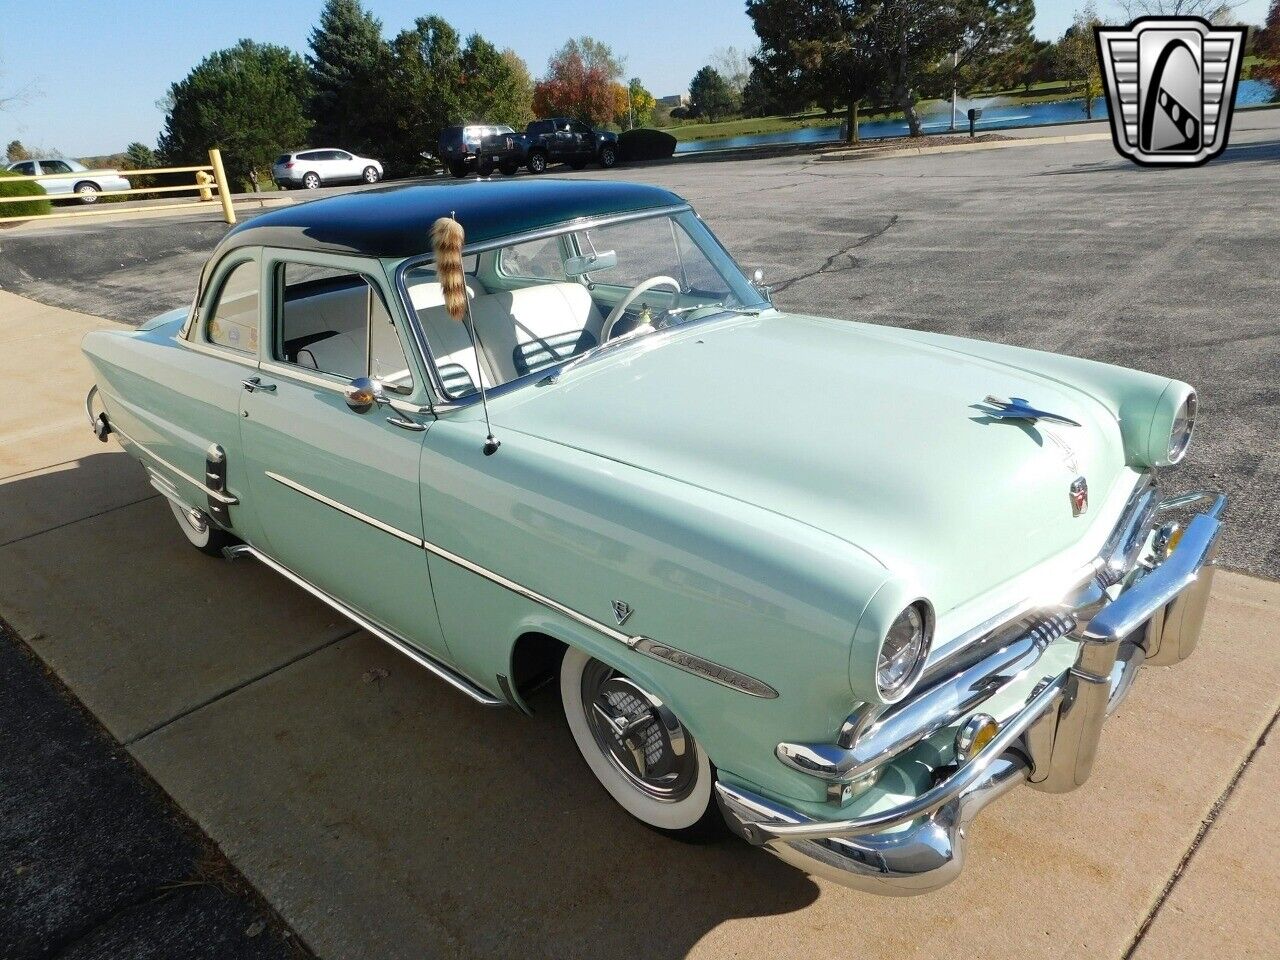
[157,40,312,186]
[500,49,537,128]
[749,0,880,141]
[627,77,656,128]
[710,45,758,96]
[459,35,534,129]
[689,66,738,120]
[532,37,625,124]
[1057,3,1103,119]
[380,17,463,174]
[6,140,28,162]
[1254,1,1280,87]
[1118,1,1240,21]
[124,142,156,169]
[306,0,390,156]
[748,0,1034,138]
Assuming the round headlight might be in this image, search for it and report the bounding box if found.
[1167,392,1197,464]
[877,603,931,700]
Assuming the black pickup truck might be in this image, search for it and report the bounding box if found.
[478,118,620,175]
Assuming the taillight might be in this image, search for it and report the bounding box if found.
[283,161,294,169]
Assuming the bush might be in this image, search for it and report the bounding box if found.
[0,169,51,220]
[668,106,690,120]
[618,128,677,162]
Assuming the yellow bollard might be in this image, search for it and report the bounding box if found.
[195,170,214,202]
[208,148,236,225]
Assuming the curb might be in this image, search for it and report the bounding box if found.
[814,131,1113,162]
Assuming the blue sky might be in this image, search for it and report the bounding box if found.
[0,0,1270,157]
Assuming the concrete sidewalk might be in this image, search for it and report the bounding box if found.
[2,289,1278,959]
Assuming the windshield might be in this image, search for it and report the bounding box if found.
[403,209,764,400]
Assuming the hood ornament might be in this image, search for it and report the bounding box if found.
[981,396,1082,428]
[611,600,634,626]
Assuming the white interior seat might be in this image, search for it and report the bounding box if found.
[467,283,605,384]
[410,279,495,396]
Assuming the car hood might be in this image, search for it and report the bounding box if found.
[490,312,1133,615]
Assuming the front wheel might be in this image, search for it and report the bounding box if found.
[526,151,548,174]
[362,166,380,184]
[560,646,722,838]
[168,500,238,558]
[449,161,469,179]
[598,145,618,168]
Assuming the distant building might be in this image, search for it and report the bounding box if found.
[657,94,690,108]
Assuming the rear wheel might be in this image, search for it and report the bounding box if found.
[362,166,380,184]
[75,182,100,204]
[568,159,587,170]
[477,158,494,177]
[560,646,722,839]
[449,161,469,179]
[168,501,238,558]
[526,151,548,174]
[498,160,519,176]
[302,172,321,189]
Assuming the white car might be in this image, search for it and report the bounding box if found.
[5,158,131,204]
[272,149,383,190]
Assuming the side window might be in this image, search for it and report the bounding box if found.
[570,122,592,136]
[274,263,412,391]
[205,260,260,355]
[13,162,35,175]
[42,160,73,174]
[497,237,566,282]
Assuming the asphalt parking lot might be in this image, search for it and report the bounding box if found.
[2,116,1279,959]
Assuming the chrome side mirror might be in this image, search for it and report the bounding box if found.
[345,376,383,413]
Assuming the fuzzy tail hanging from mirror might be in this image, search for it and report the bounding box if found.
[431,214,500,456]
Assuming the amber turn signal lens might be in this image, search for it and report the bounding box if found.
[955,714,1000,763]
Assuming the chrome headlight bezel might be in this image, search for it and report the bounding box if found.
[876,601,934,703]
[1167,391,1197,464]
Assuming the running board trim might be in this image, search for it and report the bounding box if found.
[223,543,505,707]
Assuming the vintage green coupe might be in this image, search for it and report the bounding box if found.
[83,180,1224,894]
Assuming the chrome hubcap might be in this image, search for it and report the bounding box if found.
[581,661,698,801]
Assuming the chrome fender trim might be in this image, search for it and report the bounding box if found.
[223,543,505,707]
[266,472,780,699]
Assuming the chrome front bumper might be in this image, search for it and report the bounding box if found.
[717,490,1226,895]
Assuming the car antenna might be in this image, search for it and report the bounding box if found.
[432,213,500,455]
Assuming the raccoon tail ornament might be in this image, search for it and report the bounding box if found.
[431,214,499,455]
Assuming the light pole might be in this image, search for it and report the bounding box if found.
[950,50,958,132]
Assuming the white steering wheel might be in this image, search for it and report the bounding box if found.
[601,275,682,341]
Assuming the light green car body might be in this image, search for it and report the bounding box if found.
[82,187,1197,832]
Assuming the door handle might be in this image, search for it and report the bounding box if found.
[386,415,428,432]
[242,376,276,394]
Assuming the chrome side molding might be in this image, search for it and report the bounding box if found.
[223,543,505,708]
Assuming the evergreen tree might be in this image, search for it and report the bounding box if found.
[689,66,737,120]
[381,17,464,174]
[307,0,390,153]
[459,35,533,129]
[157,40,312,185]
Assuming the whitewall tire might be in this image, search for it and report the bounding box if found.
[560,646,719,835]
[168,500,236,557]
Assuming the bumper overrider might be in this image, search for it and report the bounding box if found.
[716,485,1226,895]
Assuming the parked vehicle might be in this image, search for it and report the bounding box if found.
[478,118,620,175]
[83,179,1224,895]
[5,158,131,204]
[271,149,383,189]
[438,125,518,178]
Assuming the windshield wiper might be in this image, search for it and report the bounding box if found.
[664,301,763,318]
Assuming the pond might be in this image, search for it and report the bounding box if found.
[673,79,1278,154]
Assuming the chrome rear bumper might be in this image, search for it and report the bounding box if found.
[718,491,1225,895]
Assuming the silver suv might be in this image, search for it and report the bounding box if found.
[272,149,383,190]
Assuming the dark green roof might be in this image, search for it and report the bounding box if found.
[217,179,688,259]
